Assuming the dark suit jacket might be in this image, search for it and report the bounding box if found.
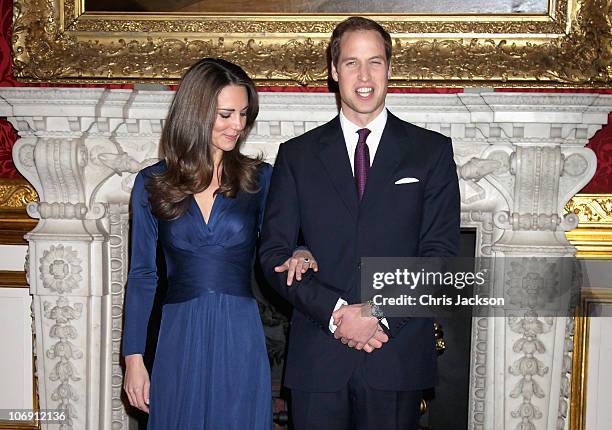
[259,111,460,392]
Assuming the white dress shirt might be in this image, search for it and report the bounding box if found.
[340,108,387,174]
[329,108,389,333]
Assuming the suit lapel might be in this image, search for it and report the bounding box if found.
[315,117,359,220]
[360,112,409,212]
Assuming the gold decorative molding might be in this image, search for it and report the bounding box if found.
[0,422,39,430]
[11,0,612,86]
[571,288,612,430]
[0,179,38,246]
[567,194,612,428]
[0,179,37,211]
[0,409,40,430]
[0,270,28,288]
[566,194,612,225]
[565,194,612,259]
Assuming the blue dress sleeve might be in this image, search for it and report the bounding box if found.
[122,169,159,356]
[258,162,273,233]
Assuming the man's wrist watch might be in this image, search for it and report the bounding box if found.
[367,300,392,337]
[366,300,385,321]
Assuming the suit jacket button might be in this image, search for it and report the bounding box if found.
[357,263,361,270]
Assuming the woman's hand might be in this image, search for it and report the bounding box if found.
[124,354,150,413]
[274,248,318,286]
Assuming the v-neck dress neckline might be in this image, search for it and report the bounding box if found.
[192,193,220,230]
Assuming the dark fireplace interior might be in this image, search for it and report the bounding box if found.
[420,229,475,430]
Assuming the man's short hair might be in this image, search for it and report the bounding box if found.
[330,17,392,67]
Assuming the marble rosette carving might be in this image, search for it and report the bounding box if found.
[1,88,610,429]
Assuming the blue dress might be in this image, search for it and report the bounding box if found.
[122,161,273,429]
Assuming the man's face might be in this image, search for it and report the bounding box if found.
[331,30,390,127]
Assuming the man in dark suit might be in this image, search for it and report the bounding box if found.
[259,16,460,430]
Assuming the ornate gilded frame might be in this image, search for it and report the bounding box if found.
[570,288,612,430]
[11,0,611,87]
[0,178,40,430]
[565,194,612,259]
[564,194,612,430]
[0,180,38,429]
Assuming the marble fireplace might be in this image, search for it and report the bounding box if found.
[1,88,611,429]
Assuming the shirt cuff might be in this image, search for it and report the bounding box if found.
[329,298,348,333]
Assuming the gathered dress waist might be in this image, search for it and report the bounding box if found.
[164,245,254,303]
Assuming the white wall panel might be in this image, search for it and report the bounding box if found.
[0,287,33,410]
[0,244,28,271]
[586,311,612,430]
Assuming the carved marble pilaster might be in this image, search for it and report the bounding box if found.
[1,88,610,430]
[2,89,130,430]
[105,203,130,429]
[476,95,601,430]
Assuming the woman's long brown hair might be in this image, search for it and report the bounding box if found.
[147,58,262,220]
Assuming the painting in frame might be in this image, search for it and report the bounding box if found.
[83,0,549,14]
[11,0,612,87]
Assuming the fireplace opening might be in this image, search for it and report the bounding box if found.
[419,228,476,430]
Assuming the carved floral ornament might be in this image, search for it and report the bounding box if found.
[39,244,83,294]
[508,312,553,430]
[44,296,83,429]
[11,0,612,87]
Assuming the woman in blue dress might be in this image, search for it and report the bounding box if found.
[122,58,315,429]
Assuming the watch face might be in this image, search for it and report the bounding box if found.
[367,300,384,318]
[371,304,384,319]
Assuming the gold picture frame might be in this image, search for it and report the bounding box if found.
[565,194,612,259]
[11,0,612,87]
[0,180,37,429]
[570,288,612,430]
[565,195,612,429]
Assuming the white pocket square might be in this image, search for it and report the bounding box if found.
[395,177,419,184]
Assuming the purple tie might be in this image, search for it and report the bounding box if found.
[355,128,371,200]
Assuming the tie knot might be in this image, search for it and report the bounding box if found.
[357,128,371,144]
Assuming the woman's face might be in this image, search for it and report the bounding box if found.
[210,84,249,161]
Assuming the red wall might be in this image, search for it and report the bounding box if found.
[1,0,609,191]
[0,0,19,178]
[583,113,612,192]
